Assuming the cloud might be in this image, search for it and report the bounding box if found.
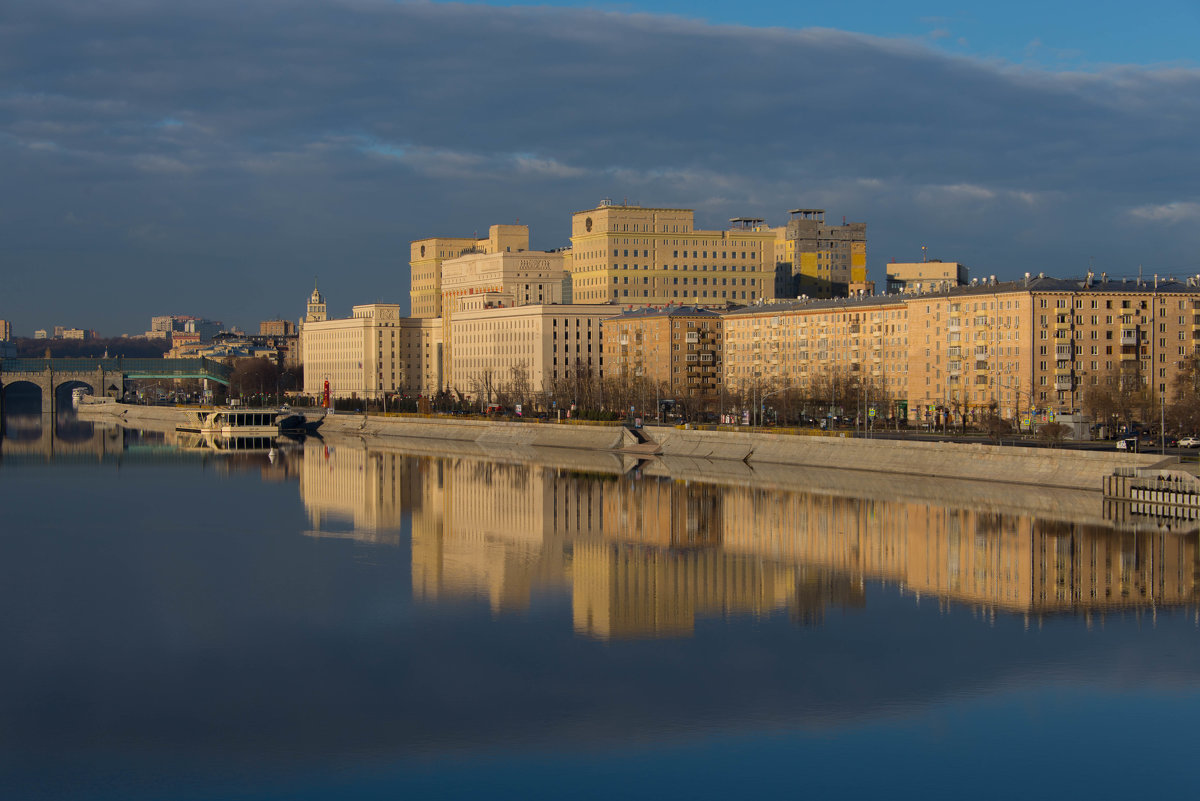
[1130,201,1200,224]
[0,0,1198,332]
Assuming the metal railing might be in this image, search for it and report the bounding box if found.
[0,357,233,383]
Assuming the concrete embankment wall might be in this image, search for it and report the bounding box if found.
[650,427,1175,491]
[78,402,1177,491]
[319,414,637,452]
[78,400,185,431]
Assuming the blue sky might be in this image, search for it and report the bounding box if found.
[467,0,1200,67]
[1,0,1199,334]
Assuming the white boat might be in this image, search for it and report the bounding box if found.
[177,408,281,437]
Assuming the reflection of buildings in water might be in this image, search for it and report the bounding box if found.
[569,542,862,639]
[298,441,1200,638]
[719,490,1198,614]
[412,461,577,612]
[301,438,422,545]
[410,458,851,636]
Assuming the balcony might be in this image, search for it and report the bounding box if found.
[685,332,699,343]
[1055,344,1073,360]
[1055,376,1073,391]
[1120,329,1139,346]
[974,360,989,372]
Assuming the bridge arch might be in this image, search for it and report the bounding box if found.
[0,379,46,414]
[55,378,96,404]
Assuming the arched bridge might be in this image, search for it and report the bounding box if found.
[0,357,233,414]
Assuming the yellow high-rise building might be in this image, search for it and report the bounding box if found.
[568,202,779,306]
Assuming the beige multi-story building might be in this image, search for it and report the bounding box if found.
[783,208,868,298]
[0,319,11,341]
[906,276,1200,422]
[439,244,570,388]
[302,302,443,400]
[602,306,723,408]
[259,319,296,337]
[450,302,619,401]
[723,295,910,417]
[885,260,969,295]
[906,282,1034,422]
[721,275,1200,425]
[567,202,778,306]
[409,224,532,319]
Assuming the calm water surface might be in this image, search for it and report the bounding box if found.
[1,411,1197,800]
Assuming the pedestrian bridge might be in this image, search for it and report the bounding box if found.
[0,357,233,414]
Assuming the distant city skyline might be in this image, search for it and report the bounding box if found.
[2,0,1198,335]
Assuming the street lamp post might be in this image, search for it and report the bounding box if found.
[760,388,784,427]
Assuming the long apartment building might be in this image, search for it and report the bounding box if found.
[724,294,910,413]
[722,275,1200,423]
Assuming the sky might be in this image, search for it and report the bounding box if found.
[2,0,1199,336]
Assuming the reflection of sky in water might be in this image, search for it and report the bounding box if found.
[0,424,1197,799]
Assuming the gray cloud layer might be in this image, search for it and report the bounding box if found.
[2,0,1199,333]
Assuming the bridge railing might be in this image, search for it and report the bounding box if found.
[0,357,233,382]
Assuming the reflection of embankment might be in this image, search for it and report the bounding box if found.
[0,412,124,462]
[299,439,1200,638]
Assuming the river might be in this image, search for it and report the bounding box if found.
[1,408,1197,799]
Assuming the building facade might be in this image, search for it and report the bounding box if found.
[885,261,970,295]
[259,319,296,337]
[0,319,11,341]
[409,225,531,319]
[602,306,723,409]
[450,302,619,403]
[439,246,570,389]
[723,295,910,419]
[719,275,1200,426]
[302,303,411,401]
[567,202,778,307]
[783,209,868,298]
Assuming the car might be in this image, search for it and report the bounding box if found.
[1116,438,1138,451]
[1178,436,1200,448]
